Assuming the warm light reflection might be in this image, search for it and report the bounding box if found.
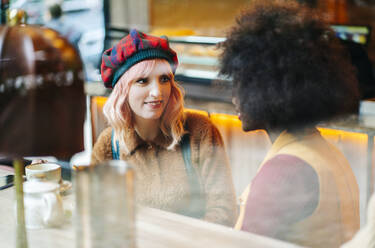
[210,113,242,128]
[93,96,107,108]
[62,47,76,62]
[52,38,65,49]
[43,29,58,40]
[93,97,369,145]
[318,127,368,145]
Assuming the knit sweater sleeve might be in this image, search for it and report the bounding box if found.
[91,127,113,165]
[241,154,319,238]
[189,114,237,226]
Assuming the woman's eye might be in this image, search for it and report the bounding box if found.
[136,78,148,84]
[160,75,171,83]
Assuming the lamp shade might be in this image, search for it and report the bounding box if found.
[0,25,86,160]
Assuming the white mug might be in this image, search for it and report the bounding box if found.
[23,181,64,229]
[25,163,61,184]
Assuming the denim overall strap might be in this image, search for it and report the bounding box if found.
[181,134,205,218]
[111,129,120,160]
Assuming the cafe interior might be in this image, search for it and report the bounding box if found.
[1,0,375,247]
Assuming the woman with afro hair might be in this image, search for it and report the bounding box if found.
[219,0,360,247]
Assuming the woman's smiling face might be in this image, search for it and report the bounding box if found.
[127,60,172,122]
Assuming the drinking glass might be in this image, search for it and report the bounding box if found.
[74,160,135,248]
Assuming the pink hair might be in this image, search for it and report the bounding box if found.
[103,59,185,153]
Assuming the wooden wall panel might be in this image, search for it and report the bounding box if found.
[149,0,250,36]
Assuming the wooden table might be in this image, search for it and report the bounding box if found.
[0,167,302,248]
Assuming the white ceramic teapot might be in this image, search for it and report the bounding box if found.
[23,181,64,229]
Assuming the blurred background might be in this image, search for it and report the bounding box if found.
[2,0,374,91]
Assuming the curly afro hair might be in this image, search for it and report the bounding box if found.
[219,0,359,132]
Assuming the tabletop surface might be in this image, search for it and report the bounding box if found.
[0,166,302,248]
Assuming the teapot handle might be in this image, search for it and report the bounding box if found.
[43,192,63,227]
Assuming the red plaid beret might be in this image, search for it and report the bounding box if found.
[101,29,178,88]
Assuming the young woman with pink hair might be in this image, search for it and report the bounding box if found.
[91,29,237,226]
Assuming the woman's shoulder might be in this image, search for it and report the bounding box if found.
[184,111,223,144]
[98,126,113,140]
[91,127,113,164]
[184,111,215,133]
[94,126,113,147]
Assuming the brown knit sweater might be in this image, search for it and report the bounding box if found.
[91,112,237,226]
